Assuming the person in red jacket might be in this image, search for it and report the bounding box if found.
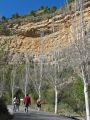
[23,94,31,112]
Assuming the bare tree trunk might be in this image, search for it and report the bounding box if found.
[11,75,15,105]
[25,64,28,96]
[39,85,41,99]
[84,81,90,120]
[11,66,16,105]
[38,31,44,99]
[12,86,14,105]
[80,0,90,119]
[81,63,90,120]
[39,61,43,99]
[24,53,30,96]
[55,85,58,114]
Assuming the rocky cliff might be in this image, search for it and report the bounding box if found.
[0,2,90,62]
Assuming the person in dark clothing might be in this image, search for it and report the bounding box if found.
[23,94,31,112]
[13,96,20,112]
[15,96,20,111]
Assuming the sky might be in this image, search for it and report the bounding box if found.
[0,0,66,18]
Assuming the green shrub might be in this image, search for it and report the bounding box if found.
[0,24,11,36]
[50,6,57,13]
[42,104,54,112]
[11,13,20,19]
[30,10,36,17]
[68,0,74,3]
[2,92,10,104]
[1,16,8,22]
[58,103,74,114]
[61,77,85,113]
[0,97,13,120]
[44,7,50,13]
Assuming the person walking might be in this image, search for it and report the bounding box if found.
[16,96,20,111]
[23,94,31,113]
[13,97,17,112]
[13,96,20,112]
[36,98,42,111]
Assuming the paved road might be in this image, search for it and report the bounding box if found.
[13,110,77,120]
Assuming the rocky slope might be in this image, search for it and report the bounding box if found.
[0,2,90,62]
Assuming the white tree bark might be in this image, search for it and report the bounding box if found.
[24,53,30,96]
[84,80,90,120]
[81,63,90,120]
[55,85,58,114]
[39,85,41,99]
[11,65,16,105]
[39,59,43,99]
[24,63,28,96]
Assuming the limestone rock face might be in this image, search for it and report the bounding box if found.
[0,5,90,60]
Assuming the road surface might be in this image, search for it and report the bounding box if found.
[13,110,78,120]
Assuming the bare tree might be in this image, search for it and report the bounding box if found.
[10,53,22,104]
[24,53,30,96]
[31,31,45,99]
[68,0,90,119]
[11,65,17,105]
[44,50,73,114]
[33,62,43,99]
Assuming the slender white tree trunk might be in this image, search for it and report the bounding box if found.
[24,53,30,96]
[11,67,16,105]
[25,64,28,96]
[12,87,14,105]
[81,63,90,120]
[39,85,41,99]
[84,80,90,120]
[39,64,42,99]
[39,56,43,99]
[55,85,58,114]
[24,83,27,96]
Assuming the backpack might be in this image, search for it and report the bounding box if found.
[16,98,20,105]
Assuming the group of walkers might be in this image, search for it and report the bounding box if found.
[13,94,42,113]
